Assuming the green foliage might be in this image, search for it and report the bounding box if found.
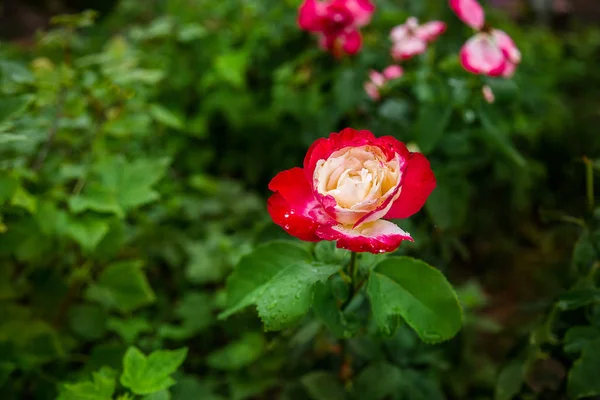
[1,0,599,398]
[219,241,339,330]
[120,347,188,395]
[367,257,463,343]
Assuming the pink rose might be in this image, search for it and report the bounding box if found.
[298,0,375,56]
[450,0,521,77]
[390,17,447,61]
[267,128,436,253]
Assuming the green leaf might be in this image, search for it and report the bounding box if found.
[314,241,350,265]
[219,241,339,331]
[313,282,358,339]
[69,185,124,217]
[68,304,108,340]
[93,156,170,212]
[86,260,156,313]
[367,257,463,343]
[106,317,152,343]
[564,326,600,354]
[213,52,248,88]
[494,362,524,400]
[149,104,185,129]
[353,362,402,400]
[567,339,600,399]
[66,215,110,252]
[0,175,18,203]
[120,346,188,395]
[415,102,453,153]
[206,332,265,371]
[301,372,346,400]
[10,186,37,214]
[61,367,116,400]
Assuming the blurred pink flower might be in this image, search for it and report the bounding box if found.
[298,0,375,56]
[450,0,521,77]
[364,66,404,100]
[460,29,521,77]
[482,85,495,103]
[390,17,446,60]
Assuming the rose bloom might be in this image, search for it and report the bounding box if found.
[390,17,446,61]
[267,128,436,253]
[364,65,404,101]
[450,0,521,77]
[298,0,375,56]
[460,29,521,77]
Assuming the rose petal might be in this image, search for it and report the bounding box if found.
[385,152,436,219]
[369,70,385,87]
[491,29,521,64]
[343,0,375,26]
[415,21,447,42]
[460,33,507,77]
[482,84,495,103]
[316,220,413,253]
[364,82,380,100]
[304,128,377,182]
[382,65,403,80]
[391,37,427,60]
[390,24,410,42]
[298,0,326,31]
[449,0,485,30]
[501,61,517,78]
[340,29,362,54]
[268,167,333,241]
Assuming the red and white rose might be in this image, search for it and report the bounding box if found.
[267,128,436,253]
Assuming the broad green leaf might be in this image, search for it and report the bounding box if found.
[86,260,156,313]
[69,185,124,217]
[564,326,600,354]
[353,362,402,400]
[219,241,339,331]
[301,372,346,400]
[61,367,116,400]
[367,257,463,343]
[68,304,108,340]
[567,339,600,399]
[206,332,265,371]
[66,215,110,252]
[171,376,225,400]
[93,156,170,212]
[213,51,248,88]
[120,346,188,395]
[313,282,358,339]
[494,362,524,400]
[107,317,152,343]
[415,102,453,153]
